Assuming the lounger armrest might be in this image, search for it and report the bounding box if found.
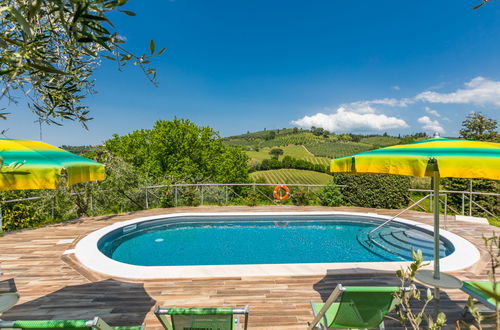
[154,306,173,330]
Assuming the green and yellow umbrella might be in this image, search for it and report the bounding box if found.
[0,138,105,191]
[331,138,500,283]
[331,138,500,180]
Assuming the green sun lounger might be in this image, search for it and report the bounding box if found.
[0,317,144,330]
[154,306,249,330]
[461,281,500,311]
[308,284,402,330]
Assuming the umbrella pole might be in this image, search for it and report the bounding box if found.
[433,170,441,314]
[433,170,440,280]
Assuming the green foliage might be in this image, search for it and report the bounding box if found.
[105,119,250,184]
[0,0,164,125]
[394,249,447,329]
[489,216,500,227]
[290,189,310,206]
[335,173,410,209]
[459,112,499,142]
[318,182,343,207]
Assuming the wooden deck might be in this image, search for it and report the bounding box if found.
[0,206,497,329]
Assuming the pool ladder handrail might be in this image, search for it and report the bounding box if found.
[368,193,432,241]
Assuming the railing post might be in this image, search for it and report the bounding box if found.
[90,194,94,216]
[201,185,204,205]
[145,188,149,209]
[443,193,447,229]
[0,204,3,232]
[225,186,228,205]
[461,193,465,215]
[52,196,55,220]
[174,186,178,206]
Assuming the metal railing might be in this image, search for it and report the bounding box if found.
[368,193,432,236]
[0,183,497,231]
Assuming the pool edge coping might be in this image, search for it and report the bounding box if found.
[73,211,481,279]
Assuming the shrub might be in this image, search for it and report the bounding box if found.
[318,182,343,207]
[245,190,259,206]
[2,201,42,231]
[291,189,310,206]
[179,186,199,206]
[442,178,499,217]
[335,173,410,209]
[160,190,175,208]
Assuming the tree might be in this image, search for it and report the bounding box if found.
[269,148,284,159]
[105,119,250,184]
[459,112,499,142]
[0,0,164,127]
[264,130,276,140]
[312,127,324,136]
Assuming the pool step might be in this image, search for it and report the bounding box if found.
[357,226,449,262]
[378,229,446,257]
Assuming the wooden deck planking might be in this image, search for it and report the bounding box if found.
[0,205,497,329]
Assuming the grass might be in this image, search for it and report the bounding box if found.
[246,145,330,165]
[250,169,333,185]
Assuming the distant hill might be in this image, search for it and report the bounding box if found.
[60,145,100,155]
[225,128,429,184]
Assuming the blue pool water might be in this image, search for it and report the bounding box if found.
[98,215,454,266]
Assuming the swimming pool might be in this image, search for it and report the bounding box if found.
[74,212,480,279]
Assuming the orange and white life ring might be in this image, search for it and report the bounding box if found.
[273,184,290,200]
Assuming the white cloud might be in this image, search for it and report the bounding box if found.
[293,76,500,134]
[416,77,500,107]
[292,107,409,132]
[424,106,441,117]
[345,98,413,110]
[392,85,400,91]
[418,116,444,134]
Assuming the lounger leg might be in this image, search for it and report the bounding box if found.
[235,315,240,330]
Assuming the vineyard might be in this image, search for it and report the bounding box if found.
[359,136,401,147]
[304,142,373,158]
[246,145,330,165]
[250,169,333,184]
[259,132,331,148]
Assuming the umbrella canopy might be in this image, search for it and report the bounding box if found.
[331,138,500,180]
[330,137,500,283]
[0,139,105,191]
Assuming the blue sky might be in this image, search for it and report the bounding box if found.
[3,0,500,145]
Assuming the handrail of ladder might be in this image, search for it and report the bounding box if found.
[368,193,432,237]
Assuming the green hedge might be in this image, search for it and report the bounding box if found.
[334,173,410,209]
